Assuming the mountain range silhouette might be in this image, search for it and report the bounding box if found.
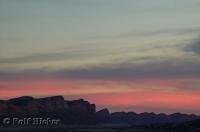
[0,96,199,125]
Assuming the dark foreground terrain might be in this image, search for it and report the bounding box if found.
[0,96,199,132]
[0,120,200,132]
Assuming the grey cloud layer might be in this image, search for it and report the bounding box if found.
[86,27,200,40]
[0,49,96,63]
[0,58,200,80]
[184,38,200,54]
[0,29,200,80]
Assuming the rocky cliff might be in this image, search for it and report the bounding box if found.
[0,96,96,124]
[0,96,199,125]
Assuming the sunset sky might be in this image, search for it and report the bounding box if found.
[0,0,200,114]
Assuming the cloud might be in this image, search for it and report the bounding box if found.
[184,38,200,54]
[0,37,24,42]
[86,27,200,40]
[0,49,95,64]
[124,27,200,38]
[1,34,200,80]
[0,57,200,80]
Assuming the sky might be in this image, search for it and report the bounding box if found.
[0,0,200,114]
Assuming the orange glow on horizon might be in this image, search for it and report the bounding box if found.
[0,78,200,114]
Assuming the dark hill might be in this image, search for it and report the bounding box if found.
[0,96,199,125]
